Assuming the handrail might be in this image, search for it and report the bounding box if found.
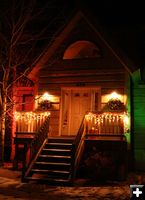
[22,116,50,180]
[73,116,85,150]
[30,116,50,160]
[71,116,86,180]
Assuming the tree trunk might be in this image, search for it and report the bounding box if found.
[0,93,7,165]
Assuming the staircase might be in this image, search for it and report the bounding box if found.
[24,137,74,185]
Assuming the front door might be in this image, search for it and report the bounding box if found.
[69,90,91,135]
[60,87,100,136]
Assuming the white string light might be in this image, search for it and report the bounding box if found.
[85,111,129,133]
[14,111,50,122]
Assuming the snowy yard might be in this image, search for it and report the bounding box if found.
[0,176,130,200]
[1,166,145,200]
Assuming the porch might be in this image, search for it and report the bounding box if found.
[13,110,128,184]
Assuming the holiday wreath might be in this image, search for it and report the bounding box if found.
[37,100,51,110]
[107,98,124,111]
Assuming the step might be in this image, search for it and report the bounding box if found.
[30,169,70,179]
[37,155,71,163]
[45,142,73,149]
[41,148,72,156]
[46,142,73,146]
[48,137,74,144]
[35,161,71,166]
[34,161,71,170]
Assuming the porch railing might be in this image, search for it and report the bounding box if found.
[85,111,127,136]
[14,111,50,133]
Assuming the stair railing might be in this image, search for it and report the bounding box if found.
[71,116,87,181]
[22,116,50,180]
[30,116,50,159]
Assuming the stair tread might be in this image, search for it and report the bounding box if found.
[31,169,70,173]
[43,148,71,151]
[46,143,72,145]
[48,136,74,139]
[39,155,71,158]
[35,161,71,165]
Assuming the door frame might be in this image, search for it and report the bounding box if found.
[59,86,101,136]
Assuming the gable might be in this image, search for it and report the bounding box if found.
[28,11,137,81]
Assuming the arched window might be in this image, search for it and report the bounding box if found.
[63,40,102,59]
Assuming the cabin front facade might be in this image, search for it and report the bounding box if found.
[12,11,145,184]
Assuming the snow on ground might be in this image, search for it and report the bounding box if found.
[0,177,130,200]
[0,164,145,200]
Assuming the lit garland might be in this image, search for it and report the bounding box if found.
[14,111,50,122]
[85,112,125,124]
[85,111,129,134]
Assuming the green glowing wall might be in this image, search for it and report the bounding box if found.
[124,73,131,147]
[132,69,145,170]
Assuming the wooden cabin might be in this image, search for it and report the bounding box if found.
[12,11,145,184]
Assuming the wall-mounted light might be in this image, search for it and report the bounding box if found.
[109,91,120,100]
[41,92,59,103]
[37,92,52,110]
[102,91,125,105]
[42,92,50,101]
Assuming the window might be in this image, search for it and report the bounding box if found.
[63,40,102,59]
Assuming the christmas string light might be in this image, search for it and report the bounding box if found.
[85,111,129,134]
[14,111,50,122]
[85,112,125,124]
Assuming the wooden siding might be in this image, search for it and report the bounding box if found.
[38,82,126,92]
[40,58,125,72]
[49,110,59,136]
[38,60,126,93]
[39,75,125,84]
[39,64,125,91]
[40,68,125,77]
[133,83,145,169]
[38,60,127,96]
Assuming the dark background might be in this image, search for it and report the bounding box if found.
[0,0,145,68]
[79,0,145,68]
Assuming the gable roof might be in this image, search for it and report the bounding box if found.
[28,10,138,81]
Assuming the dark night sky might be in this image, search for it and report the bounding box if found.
[0,0,145,68]
[82,1,145,26]
[76,0,145,68]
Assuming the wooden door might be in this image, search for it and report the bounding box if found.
[69,90,91,135]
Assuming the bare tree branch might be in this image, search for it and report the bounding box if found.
[6,67,30,90]
[1,64,6,73]
[0,0,67,163]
